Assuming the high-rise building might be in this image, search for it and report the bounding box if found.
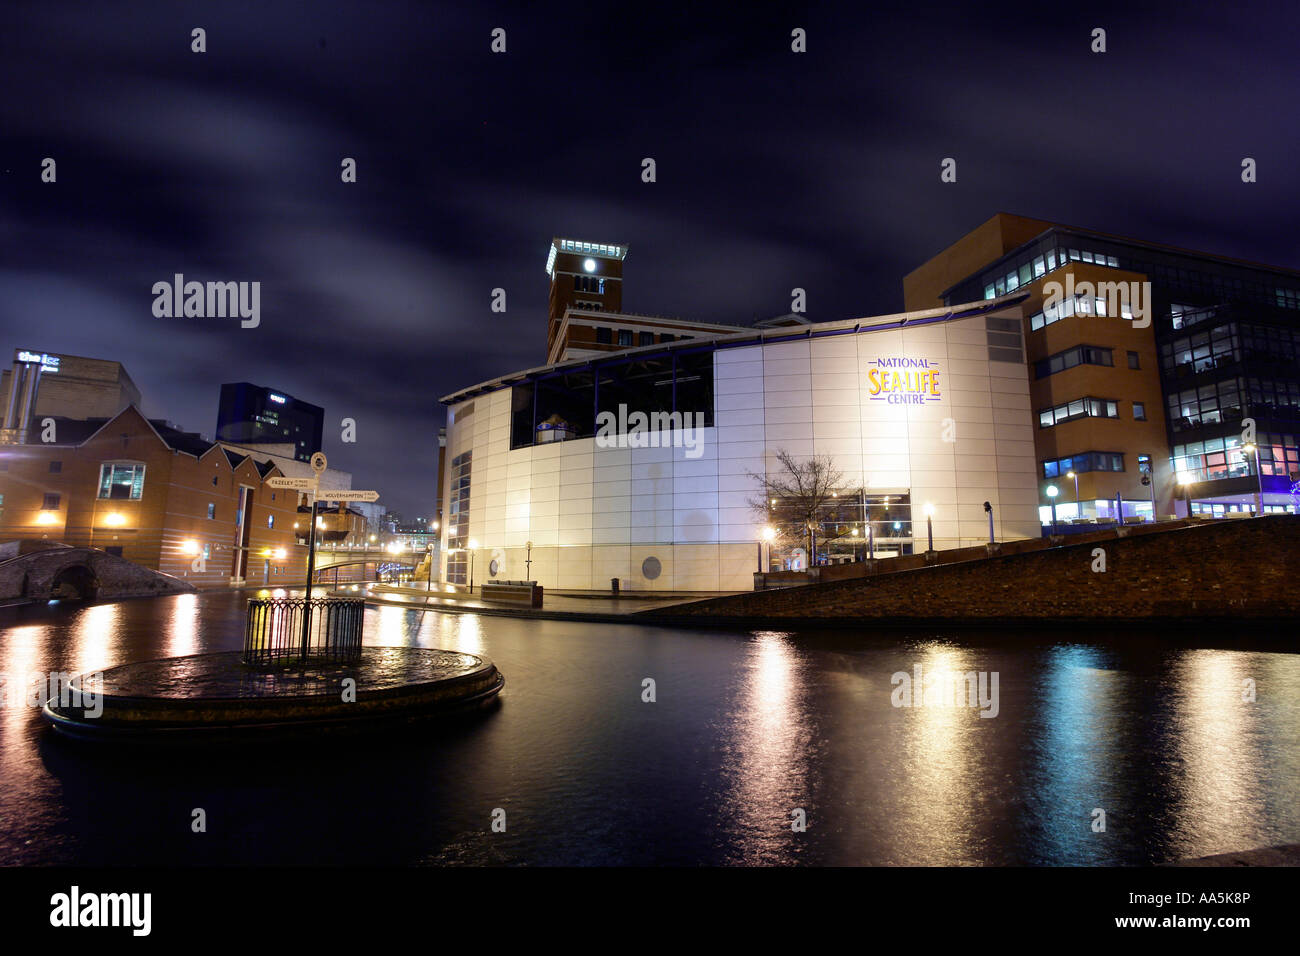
[906,213,1300,521]
[215,383,324,462]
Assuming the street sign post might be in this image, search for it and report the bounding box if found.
[317,490,380,502]
[267,476,319,491]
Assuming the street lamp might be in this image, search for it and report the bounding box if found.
[1046,485,1059,533]
[850,526,859,562]
[923,502,935,553]
[760,525,775,571]
[467,538,479,593]
[1065,470,1080,520]
[1243,442,1264,515]
[1177,471,1195,517]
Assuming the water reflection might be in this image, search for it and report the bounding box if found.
[1166,650,1268,859]
[164,594,200,659]
[890,643,985,866]
[715,631,815,864]
[0,593,1297,866]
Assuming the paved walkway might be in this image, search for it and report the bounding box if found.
[332,584,727,622]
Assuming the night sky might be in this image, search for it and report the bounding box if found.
[2,1,1297,515]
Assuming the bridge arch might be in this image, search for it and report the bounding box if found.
[50,564,99,601]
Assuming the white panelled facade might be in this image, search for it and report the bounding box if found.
[441,311,1041,592]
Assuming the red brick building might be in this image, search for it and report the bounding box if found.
[0,405,310,587]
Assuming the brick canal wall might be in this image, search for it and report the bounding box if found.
[648,515,1300,623]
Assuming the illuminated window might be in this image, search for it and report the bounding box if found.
[1134,402,1147,421]
[98,464,146,500]
[207,502,215,519]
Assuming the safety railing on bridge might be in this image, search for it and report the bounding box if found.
[243,598,364,667]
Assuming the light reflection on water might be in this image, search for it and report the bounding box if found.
[0,592,1297,866]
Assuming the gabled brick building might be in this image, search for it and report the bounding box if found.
[0,405,310,587]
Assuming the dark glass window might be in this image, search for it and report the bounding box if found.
[49,460,62,473]
[596,327,612,344]
[638,332,654,346]
[1034,345,1114,379]
[1128,351,1140,369]
[42,493,60,510]
[618,330,633,347]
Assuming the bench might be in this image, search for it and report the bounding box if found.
[480,580,544,608]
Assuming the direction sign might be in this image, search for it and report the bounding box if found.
[317,489,379,502]
[267,476,318,490]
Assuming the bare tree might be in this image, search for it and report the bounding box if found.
[748,450,849,567]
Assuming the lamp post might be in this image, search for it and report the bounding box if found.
[761,526,775,571]
[1243,442,1264,515]
[850,527,860,562]
[467,538,478,593]
[1177,471,1194,517]
[1066,470,1079,521]
[1141,470,1157,521]
[983,500,995,544]
[1046,485,1059,534]
[923,502,935,553]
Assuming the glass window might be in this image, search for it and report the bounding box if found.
[596,327,612,344]
[1081,251,1094,263]
[49,460,62,473]
[1128,351,1140,369]
[1033,256,1045,277]
[1019,264,1032,285]
[207,502,215,519]
[638,331,654,346]
[267,515,275,529]
[617,330,633,346]
[1107,256,1119,267]
[98,464,146,500]
[984,284,996,300]
[43,493,61,510]
[1133,402,1146,421]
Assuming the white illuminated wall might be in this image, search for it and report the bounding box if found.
[443,314,1041,591]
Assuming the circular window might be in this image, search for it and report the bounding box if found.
[489,558,500,577]
[641,556,662,580]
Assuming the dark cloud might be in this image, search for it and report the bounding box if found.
[2,0,1298,513]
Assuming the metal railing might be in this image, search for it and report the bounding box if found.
[243,598,364,666]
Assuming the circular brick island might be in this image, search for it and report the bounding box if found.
[42,647,504,743]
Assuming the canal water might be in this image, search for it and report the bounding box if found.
[1,591,1297,866]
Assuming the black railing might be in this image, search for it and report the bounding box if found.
[243,598,365,666]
